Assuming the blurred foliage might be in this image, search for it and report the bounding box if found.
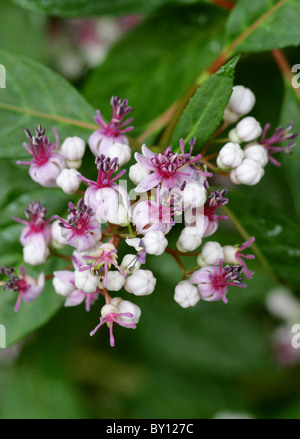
[0,0,300,420]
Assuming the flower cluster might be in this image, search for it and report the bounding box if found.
[1,92,297,348]
[219,85,298,185]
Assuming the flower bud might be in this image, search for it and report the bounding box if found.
[107,142,132,167]
[118,300,141,324]
[143,231,168,256]
[182,182,207,208]
[110,296,123,306]
[244,143,268,167]
[198,241,224,266]
[228,85,255,116]
[101,303,119,318]
[60,136,86,161]
[56,168,81,194]
[106,204,129,226]
[229,168,242,185]
[174,280,200,308]
[51,219,66,249]
[229,117,262,143]
[23,242,50,265]
[177,227,202,252]
[217,142,244,169]
[124,269,156,296]
[121,254,141,274]
[53,271,75,296]
[235,158,264,185]
[74,269,99,294]
[223,245,238,264]
[129,163,151,185]
[106,271,125,291]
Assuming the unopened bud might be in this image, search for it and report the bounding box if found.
[124,269,156,296]
[56,168,81,194]
[235,158,264,185]
[60,136,86,161]
[174,280,200,308]
[217,142,244,169]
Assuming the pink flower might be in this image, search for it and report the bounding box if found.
[203,188,228,237]
[0,266,44,311]
[260,122,298,166]
[56,199,102,252]
[235,237,255,279]
[190,259,246,304]
[89,96,134,156]
[17,124,65,187]
[134,138,212,193]
[52,252,100,311]
[90,306,136,347]
[79,155,130,223]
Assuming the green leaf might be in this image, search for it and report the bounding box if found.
[82,4,228,133]
[171,55,239,149]
[280,84,300,219]
[226,190,300,289]
[226,0,300,53]
[10,0,209,17]
[0,49,96,159]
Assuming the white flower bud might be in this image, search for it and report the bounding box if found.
[229,117,262,143]
[106,271,125,291]
[23,242,50,265]
[217,142,244,169]
[244,143,268,167]
[121,254,141,274]
[129,162,151,185]
[118,300,141,324]
[53,271,75,296]
[107,142,132,167]
[143,231,168,256]
[228,85,256,116]
[198,241,224,266]
[177,227,202,252]
[182,182,207,208]
[101,303,119,318]
[60,136,86,161]
[51,219,66,249]
[56,168,81,194]
[223,107,240,124]
[235,158,264,185]
[223,245,238,264]
[124,269,156,296]
[106,204,129,226]
[174,280,200,308]
[229,168,242,185]
[74,269,99,293]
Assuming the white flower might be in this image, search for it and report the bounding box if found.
[60,136,86,161]
[217,142,244,169]
[235,158,264,185]
[23,241,50,265]
[229,117,262,143]
[106,204,129,226]
[124,269,156,296]
[244,143,268,167]
[53,271,75,296]
[182,182,207,208]
[143,231,168,256]
[129,162,151,185]
[106,271,125,291]
[101,303,119,317]
[118,300,141,324]
[198,241,224,266]
[106,142,132,167]
[174,281,200,308]
[56,168,81,194]
[177,227,202,252]
[74,269,99,293]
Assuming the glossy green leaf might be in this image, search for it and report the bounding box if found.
[227,190,300,289]
[82,5,228,133]
[226,0,300,53]
[171,55,239,149]
[0,49,96,159]
[280,84,300,219]
[10,0,208,17]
